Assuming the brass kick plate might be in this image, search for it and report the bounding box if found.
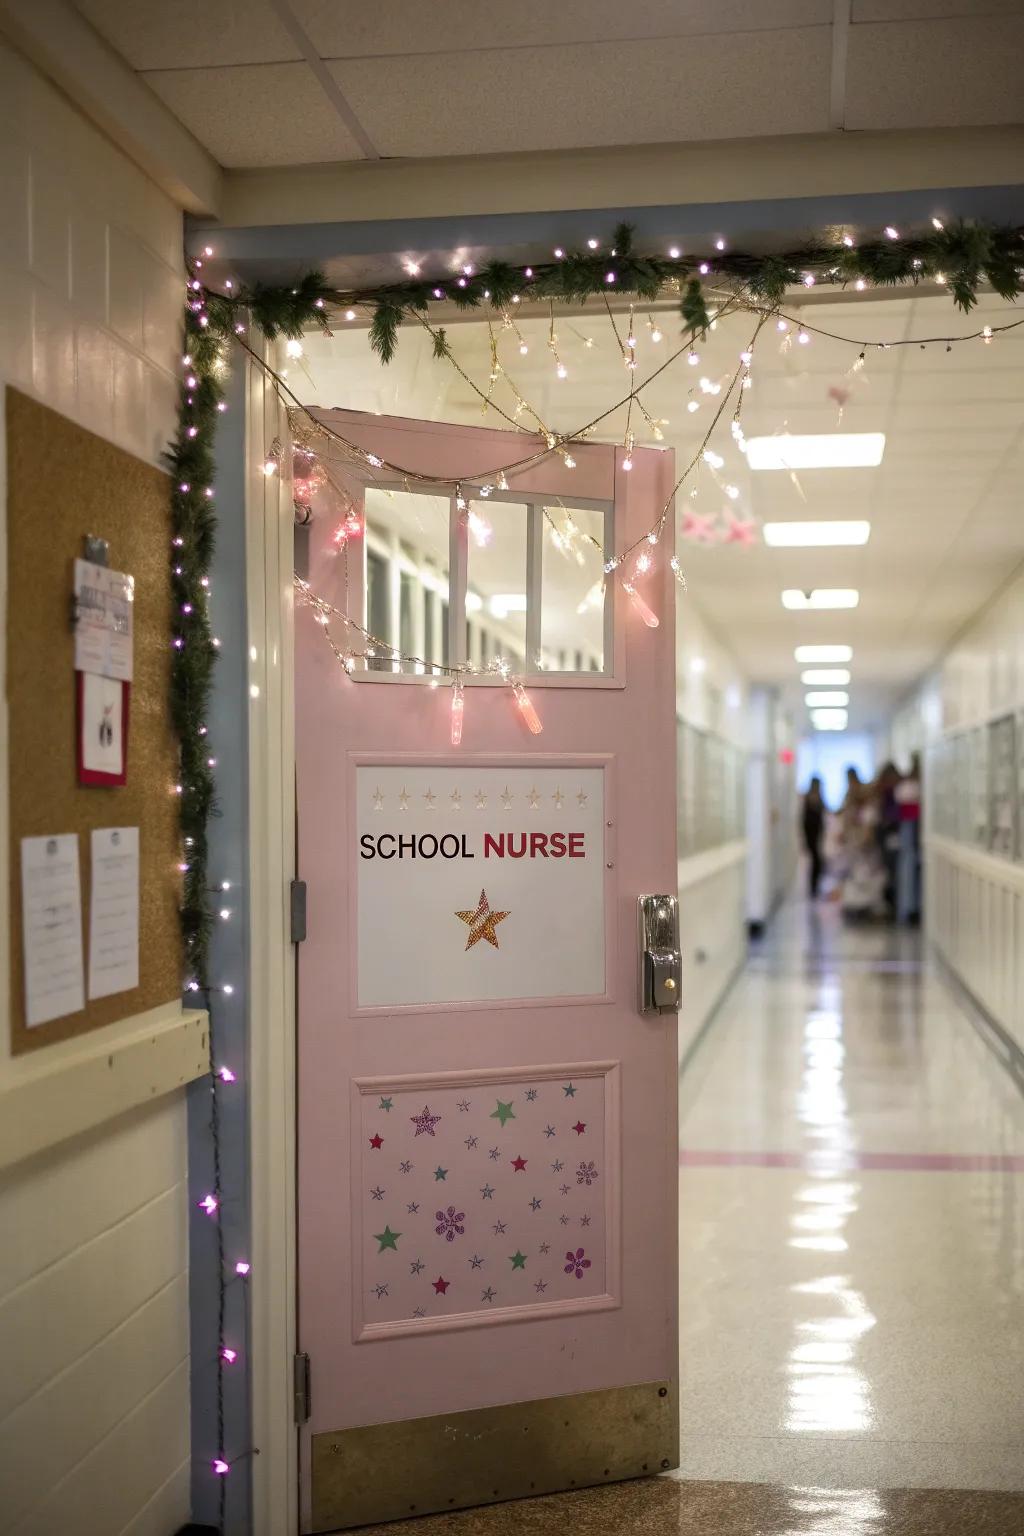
[311,1378,678,1531]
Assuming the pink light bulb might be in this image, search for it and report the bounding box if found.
[512,682,543,735]
[219,1065,237,1083]
[450,679,465,746]
[222,1347,238,1363]
[235,1261,251,1276]
[199,1193,218,1216]
[213,1459,230,1476]
[624,583,660,629]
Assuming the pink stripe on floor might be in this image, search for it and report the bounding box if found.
[679,1148,1024,1172]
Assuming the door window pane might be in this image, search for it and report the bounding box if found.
[364,487,450,674]
[540,505,606,672]
[466,500,528,671]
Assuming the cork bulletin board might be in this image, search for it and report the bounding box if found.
[6,388,182,1053]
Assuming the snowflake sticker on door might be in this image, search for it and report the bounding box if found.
[357,1073,609,1331]
[356,766,606,1007]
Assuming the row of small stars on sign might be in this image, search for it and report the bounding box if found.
[372,786,589,810]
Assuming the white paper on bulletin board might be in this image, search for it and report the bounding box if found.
[74,558,134,681]
[357,766,606,1007]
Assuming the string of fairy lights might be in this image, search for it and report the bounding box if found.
[259,288,1021,743]
[173,218,1022,1521]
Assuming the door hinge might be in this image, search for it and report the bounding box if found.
[290,880,307,944]
[293,1351,311,1424]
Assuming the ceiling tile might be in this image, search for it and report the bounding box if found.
[144,63,364,167]
[845,17,1024,129]
[326,30,831,158]
[293,0,831,57]
[75,0,300,68]
[853,1,1024,20]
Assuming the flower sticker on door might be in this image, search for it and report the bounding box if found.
[564,1247,592,1279]
[435,1205,466,1242]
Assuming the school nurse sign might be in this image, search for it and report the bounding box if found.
[355,766,606,1007]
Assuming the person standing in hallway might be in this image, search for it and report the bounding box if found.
[877,761,903,914]
[801,775,826,898]
[895,754,922,923]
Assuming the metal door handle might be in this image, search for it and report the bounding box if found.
[638,894,682,1014]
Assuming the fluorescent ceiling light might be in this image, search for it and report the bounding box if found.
[489,593,527,618]
[746,433,885,471]
[800,668,850,685]
[811,708,849,730]
[795,644,853,663]
[782,589,859,611]
[805,691,849,707]
[465,591,483,613]
[763,520,871,547]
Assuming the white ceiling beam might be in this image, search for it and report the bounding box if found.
[215,125,1024,229]
[0,0,222,214]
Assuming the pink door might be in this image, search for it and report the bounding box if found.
[296,411,679,1532]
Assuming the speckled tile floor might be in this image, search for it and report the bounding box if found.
[349,1477,1024,1534]
[675,901,1024,1492]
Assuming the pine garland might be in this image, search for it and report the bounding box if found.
[202,218,1024,374]
[166,297,224,987]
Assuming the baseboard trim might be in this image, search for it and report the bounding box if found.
[932,946,1024,1096]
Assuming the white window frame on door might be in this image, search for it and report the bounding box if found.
[350,480,617,686]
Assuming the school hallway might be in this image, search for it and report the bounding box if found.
[347,893,1024,1534]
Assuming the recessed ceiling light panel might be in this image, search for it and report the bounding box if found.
[782,589,859,610]
[800,669,851,685]
[805,691,849,707]
[811,708,849,730]
[795,645,853,663]
[763,520,871,547]
[746,433,885,470]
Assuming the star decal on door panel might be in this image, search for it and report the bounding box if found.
[410,1105,441,1137]
[455,889,510,951]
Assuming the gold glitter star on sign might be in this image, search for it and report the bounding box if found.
[455,889,510,951]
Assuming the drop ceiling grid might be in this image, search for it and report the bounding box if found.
[74,0,1024,164]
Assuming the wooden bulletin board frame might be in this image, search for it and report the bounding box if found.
[6,388,182,1054]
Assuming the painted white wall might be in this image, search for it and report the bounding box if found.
[894,561,1024,1055]
[675,596,749,1053]
[0,37,190,1535]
